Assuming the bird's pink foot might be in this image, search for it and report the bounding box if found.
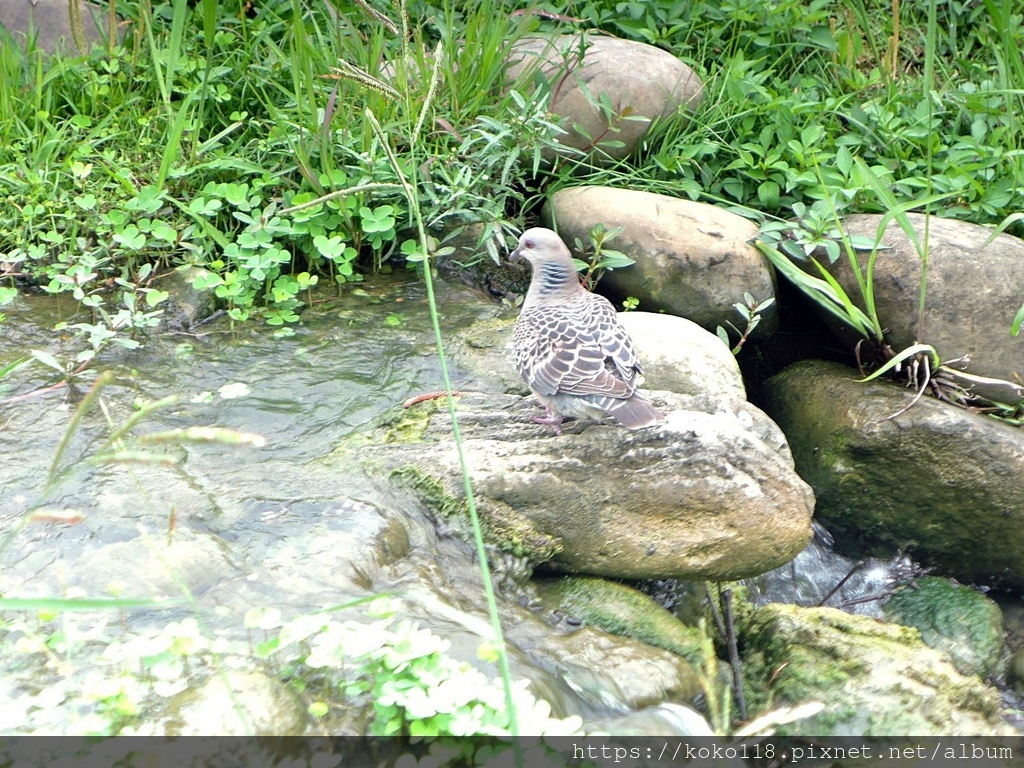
[530,407,564,435]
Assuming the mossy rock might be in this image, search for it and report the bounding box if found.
[538,576,704,667]
[761,359,1024,590]
[739,603,1011,736]
[883,577,1004,679]
[336,402,437,450]
[391,465,563,563]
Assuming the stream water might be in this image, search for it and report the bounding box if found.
[2,275,1020,736]
[1,276,547,732]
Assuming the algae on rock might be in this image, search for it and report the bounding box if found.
[738,603,1012,736]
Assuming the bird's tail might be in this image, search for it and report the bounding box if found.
[607,394,664,429]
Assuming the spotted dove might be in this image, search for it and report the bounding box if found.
[510,227,664,433]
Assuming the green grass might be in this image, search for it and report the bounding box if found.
[0,0,562,351]
[1,0,1021,353]
[559,0,1023,222]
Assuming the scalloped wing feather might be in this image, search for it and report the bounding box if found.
[513,292,643,400]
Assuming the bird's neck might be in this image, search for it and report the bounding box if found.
[526,260,581,303]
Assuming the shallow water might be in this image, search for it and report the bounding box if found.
[1,276,567,733]
[0,274,495,561]
[4,275,1020,736]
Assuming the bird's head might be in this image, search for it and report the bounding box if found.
[510,227,573,267]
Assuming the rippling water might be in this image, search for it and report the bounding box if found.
[0,276,555,733]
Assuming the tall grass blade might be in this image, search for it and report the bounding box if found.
[759,243,876,339]
[366,105,521,741]
[45,370,117,495]
[981,212,1024,246]
[165,0,190,95]
[156,92,197,189]
[201,0,217,51]
[0,357,33,380]
[922,0,937,100]
[140,0,170,107]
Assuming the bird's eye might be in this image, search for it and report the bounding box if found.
[524,240,534,249]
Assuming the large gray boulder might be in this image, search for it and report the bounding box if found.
[817,214,1024,387]
[390,308,812,580]
[348,389,814,581]
[618,311,747,402]
[544,186,778,338]
[506,34,702,163]
[761,359,1024,590]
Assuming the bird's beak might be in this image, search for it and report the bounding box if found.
[509,244,524,262]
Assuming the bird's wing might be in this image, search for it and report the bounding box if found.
[514,299,637,399]
[587,293,645,383]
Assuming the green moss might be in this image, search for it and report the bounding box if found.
[391,466,467,517]
[883,577,1004,678]
[391,465,562,563]
[477,499,563,562]
[740,605,858,706]
[540,577,704,665]
[337,403,436,453]
[739,602,1006,736]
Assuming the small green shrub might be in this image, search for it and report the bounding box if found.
[269,601,584,738]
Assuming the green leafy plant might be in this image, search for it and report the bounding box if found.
[0,0,565,343]
[0,598,193,734]
[266,606,585,741]
[415,88,570,266]
[756,204,882,343]
[270,601,583,738]
[716,293,776,355]
[570,223,635,289]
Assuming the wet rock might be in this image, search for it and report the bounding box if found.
[816,213,1024,387]
[740,602,1013,736]
[0,0,121,55]
[883,577,1004,680]
[506,35,703,164]
[163,669,306,735]
[537,576,704,665]
[543,187,778,337]
[530,626,700,710]
[352,389,814,581]
[76,531,234,599]
[449,314,525,395]
[157,266,220,331]
[761,359,1024,590]
[196,495,413,621]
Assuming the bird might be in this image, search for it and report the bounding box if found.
[510,227,664,434]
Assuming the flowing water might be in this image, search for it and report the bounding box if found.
[2,276,582,733]
[2,275,1019,736]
